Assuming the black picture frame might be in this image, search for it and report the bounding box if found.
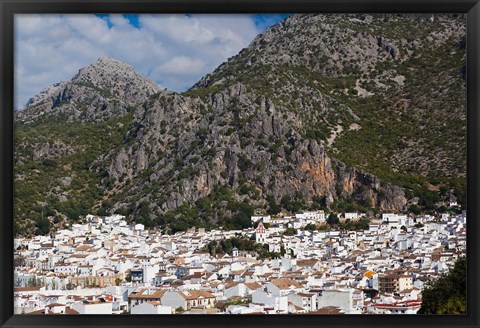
[1,1,479,327]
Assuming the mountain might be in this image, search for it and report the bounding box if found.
[13,14,466,236]
[16,56,161,123]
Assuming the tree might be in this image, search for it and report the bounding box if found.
[125,273,132,282]
[408,204,422,215]
[355,218,370,230]
[231,212,252,229]
[327,213,339,225]
[35,217,50,235]
[418,257,466,314]
[283,228,295,236]
[304,223,317,231]
[267,200,281,215]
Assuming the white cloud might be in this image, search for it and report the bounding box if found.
[155,56,206,76]
[14,14,269,110]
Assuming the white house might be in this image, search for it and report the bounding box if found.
[295,211,325,222]
[266,278,303,297]
[287,292,317,312]
[161,290,215,310]
[224,282,262,299]
[344,212,359,220]
[251,290,288,312]
[316,289,363,314]
[131,301,172,314]
[71,300,113,314]
[251,215,271,224]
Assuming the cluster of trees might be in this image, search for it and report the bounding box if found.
[339,217,370,231]
[280,193,307,214]
[35,217,51,235]
[204,237,286,260]
[205,237,258,256]
[267,193,327,216]
[130,186,256,234]
[418,256,466,314]
[303,217,370,232]
[330,197,374,214]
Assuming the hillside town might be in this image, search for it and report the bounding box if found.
[14,210,466,315]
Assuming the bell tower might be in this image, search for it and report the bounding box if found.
[255,222,267,244]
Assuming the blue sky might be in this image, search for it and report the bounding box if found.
[95,14,289,30]
[14,14,290,110]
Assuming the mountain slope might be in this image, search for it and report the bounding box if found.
[192,14,466,181]
[94,83,407,232]
[14,14,466,236]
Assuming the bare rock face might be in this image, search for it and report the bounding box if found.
[377,37,399,59]
[32,141,76,161]
[71,57,160,103]
[333,160,407,211]
[96,82,408,216]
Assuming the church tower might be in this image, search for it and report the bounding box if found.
[255,222,267,244]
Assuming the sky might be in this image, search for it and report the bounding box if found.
[14,14,290,110]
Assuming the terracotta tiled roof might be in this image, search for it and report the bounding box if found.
[128,289,167,299]
[179,290,215,300]
[270,278,302,289]
[244,282,262,290]
[76,245,91,252]
[307,307,344,314]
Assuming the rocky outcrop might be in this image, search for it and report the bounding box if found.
[95,82,408,216]
[377,36,399,60]
[333,160,407,211]
[32,141,77,162]
[16,57,161,124]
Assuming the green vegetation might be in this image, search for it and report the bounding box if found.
[204,237,285,260]
[225,297,251,306]
[182,85,223,99]
[14,111,135,235]
[331,197,373,214]
[280,192,307,214]
[73,81,113,99]
[266,195,282,215]
[283,228,296,236]
[304,223,317,231]
[34,216,51,235]
[418,257,466,314]
[339,217,370,231]
[129,186,255,234]
[327,213,339,225]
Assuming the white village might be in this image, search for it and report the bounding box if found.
[14,210,466,315]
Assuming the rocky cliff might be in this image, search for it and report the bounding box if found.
[94,82,407,220]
